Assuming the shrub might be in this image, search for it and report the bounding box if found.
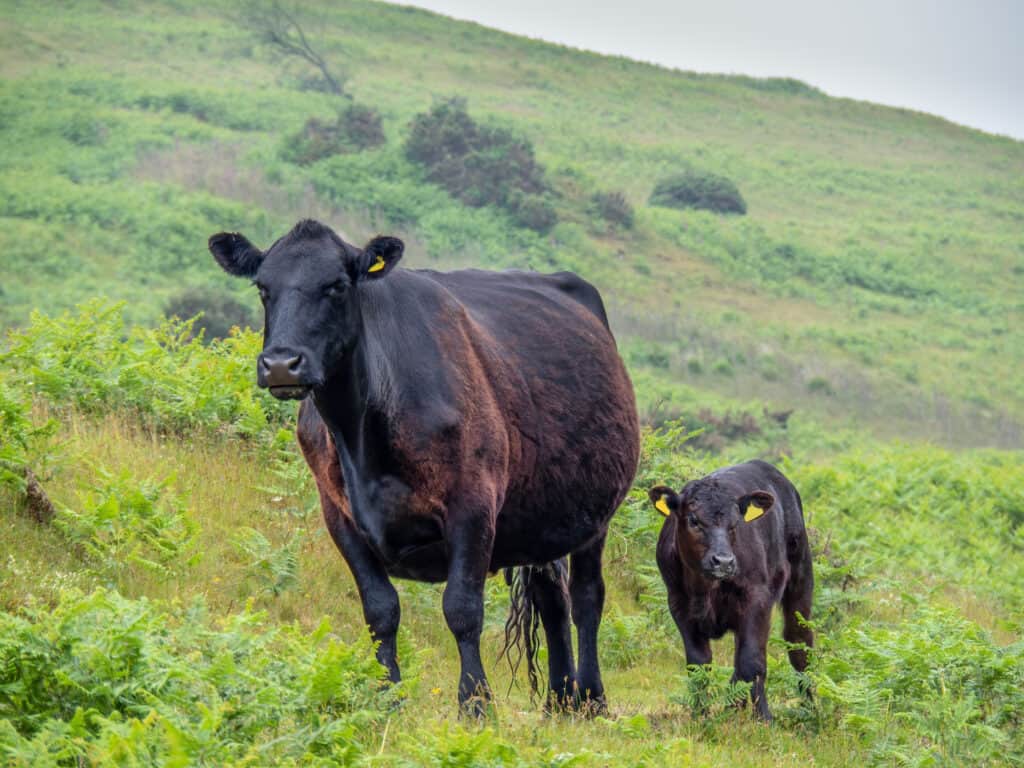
[815,605,1024,764]
[405,98,557,232]
[506,190,558,233]
[60,113,106,146]
[0,383,40,494]
[281,104,385,165]
[165,287,259,342]
[649,169,747,215]
[56,469,199,578]
[0,301,292,439]
[0,380,58,521]
[0,589,396,764]
[232,527,302,596]
[339,103,385,149]
[589,190,634,229]
[807,376,835,395]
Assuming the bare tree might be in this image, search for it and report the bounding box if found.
[245,1,349,97]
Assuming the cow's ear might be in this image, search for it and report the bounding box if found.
[209,232,264,278]
[739,490,775,522]
[648,485,680,517]
[358,235,404,280]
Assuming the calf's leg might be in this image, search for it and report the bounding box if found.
[732,603,772,722]
[782,545,815,675]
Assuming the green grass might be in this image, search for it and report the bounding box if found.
[2,400,1021,766]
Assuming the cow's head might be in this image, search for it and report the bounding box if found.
[208,219,403,400]
[649,480,774,580]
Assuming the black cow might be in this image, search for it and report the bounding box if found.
[208,219,640,714]
[648,460,813,721]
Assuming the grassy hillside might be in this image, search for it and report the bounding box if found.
[1,0,1022,447]
[2,1,1023,765]
[1,308,1022,765]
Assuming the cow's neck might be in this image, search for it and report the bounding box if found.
[313,332,390,480]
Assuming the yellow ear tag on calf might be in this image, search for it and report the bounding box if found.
[744,504,764,523]
[367,254,386,273]
[655,496,671,517]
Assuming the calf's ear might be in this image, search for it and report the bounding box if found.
[648,485,680,517]
[358,235,404,280]
[739,490,775,522]
[208,232,265,278]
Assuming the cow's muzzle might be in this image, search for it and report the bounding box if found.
[258,350,313,400]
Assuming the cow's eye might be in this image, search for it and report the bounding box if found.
[324,281,347,297]
[688,514,701,529]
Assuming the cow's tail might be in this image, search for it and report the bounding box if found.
[498,565,543,699]
[499,559,569,701]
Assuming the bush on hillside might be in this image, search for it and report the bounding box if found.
[165,287,259,342]
[506,190,558,233]
[281,104,385,165]
[649,169,747,215]
[404,98,557,233]
[589,190,635,230]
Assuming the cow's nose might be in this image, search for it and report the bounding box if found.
[259,352,304,386]
[710,552,736,570]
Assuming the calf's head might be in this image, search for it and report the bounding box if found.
[649,480,775,580]
[208,220,403,400]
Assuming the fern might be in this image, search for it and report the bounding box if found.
[232,527,302,596]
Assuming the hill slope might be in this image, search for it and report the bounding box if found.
[1,0,1022,447]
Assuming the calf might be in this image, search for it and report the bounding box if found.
[649,460,813,721]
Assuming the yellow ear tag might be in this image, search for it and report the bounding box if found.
[367,254,386,273]
[655,496,671,517]
[744,504,764,523]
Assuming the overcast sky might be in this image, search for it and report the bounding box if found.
[384,0,1024,141]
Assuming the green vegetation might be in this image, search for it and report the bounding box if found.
[1,0,1022,765]
[1,306,1021,765]
[649,169,747,215]
[1,0,1019,445]
[281,103,385,165]
[405,97,558,232]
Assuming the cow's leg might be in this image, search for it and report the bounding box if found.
[569,533,608,713]
[527,559,576,710]
[442,509,496,716]
[321,492,401,682]
[732,602,772,722]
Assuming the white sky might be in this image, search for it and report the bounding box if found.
[383,0,1024,140]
